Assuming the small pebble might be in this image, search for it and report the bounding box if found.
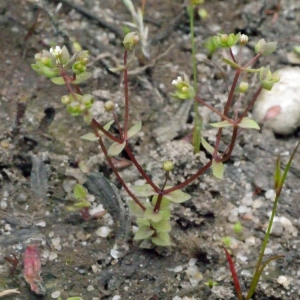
[110,248,120,259]
[270,221,283,237]
[51,290,61,298]
[87,285,94,291]
[277,275,292,288]
[265,189,276,201]
[49,252,58,261]
[96,226,111,238]
[252,198,263,209]
[279,216,294,233]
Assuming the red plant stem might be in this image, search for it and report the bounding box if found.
[153,173,170,211]
[113,111,123,137]
[195,96,233,123]
[242,53,261,69]
[213,128,223,156]
[229,48,237,64]
[61,72,80,101]
[222,246,243,300]
[91,121,146,211]
[91,118,121,143]
[163,160,212,194]
[238,86,263,121]
[224,69,241,115]
[124,144,160,193]
[217,126,238,162]
[123,50,129,139]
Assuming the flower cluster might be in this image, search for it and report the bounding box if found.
[171,73,195,100]
[61,93,94,117]
[213,33,241,48]
[259,66,280,91]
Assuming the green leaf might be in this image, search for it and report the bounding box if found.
[103,120,114,131]
[60,45,70,65]
[131,184,158,197]
[108,65,126,73]
[159,209,171,220]
[136,218,150,227]
[81,120,115,140]
[255,39,277,56]
[210,120,233,128]
[151,219,171,232]
[212,160,224,179]
[40,65,59,78]
[134,225,155,240]
[80,132,99,141]
[127,121,142,139]
[238,117,260,130]
[151,232,171,246]
[73,201,90,208]
[128,200,145,217]
[144,207,163,222]
[107,141,126,157]
[222,58,241,69]
[72,72,92,84]
[50,76,65,85]
[164,189,191,203]
[201,137,214,155]
[66,297,83,300]
[74,184,87,200]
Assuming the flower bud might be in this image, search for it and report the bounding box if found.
[198,8,208,20]
[76,50,90,65]
[72,61,86,74]
[239,81,249,93]
[123,32,140,51]
[213,33,241,48]
[67,102,81,116]
[162,160,174,172]
[171,73,195,100]
[81,94,94,109]
[220,34,228,43]
[78,103,87,113]
[240,34,249,45]
[104,101,115,112]
[61,95,71,105]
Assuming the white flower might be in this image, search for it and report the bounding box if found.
[240,34,249,45]
[172,76,183,86]
[50,46,62,57]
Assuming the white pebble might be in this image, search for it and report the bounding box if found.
[87,285,94,291]
[35,220,46,227]
[188,258,197,266]
[51,237,62,251]
[49,252,58,261]
[96,226,112,238]
[185,265,203,286]
[265,189,276,201]
[51,291,61,298]
[110,248,120,259]
[277,275,292,288]
[252,198,263,209]
[253,67,300,135]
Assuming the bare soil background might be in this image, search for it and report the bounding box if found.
[1,0,300,299]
